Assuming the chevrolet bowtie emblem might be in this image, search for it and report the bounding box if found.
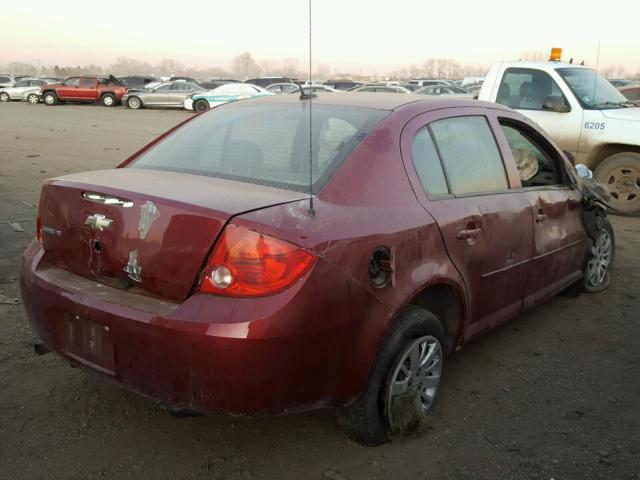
[85,214,113,231]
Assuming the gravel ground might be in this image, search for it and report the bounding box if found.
[1,102,639,480]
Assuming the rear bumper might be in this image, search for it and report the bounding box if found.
[20,241,388,415]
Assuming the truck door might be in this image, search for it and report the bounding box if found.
[58,77,81,99]
[78,77,98,100]
[494,67,583,157]
[401,107,534,340]
[494,115,589,307]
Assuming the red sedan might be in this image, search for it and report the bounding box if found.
[21,93,614,445]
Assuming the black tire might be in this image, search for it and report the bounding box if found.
[194,99,210,112]
[101,93,116,107]
[0,92,9,102]
[594,152,640,217]
[337,306,445,446]
[127,96,143,110]
[43,92,58,106]
[583,219,615,293]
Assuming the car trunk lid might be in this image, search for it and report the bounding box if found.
[39,168,306,302]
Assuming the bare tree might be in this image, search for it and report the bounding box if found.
[520,50,547,61]
[260,59,279,76]
[231,52,260,80]
[282,57,300,78]
[314,63,332,80]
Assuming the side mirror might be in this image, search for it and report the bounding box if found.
[563,150,575,166]
[575,163,593,179]
[542,95,570,113]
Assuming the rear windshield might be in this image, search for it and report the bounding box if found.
[131,102,386,192]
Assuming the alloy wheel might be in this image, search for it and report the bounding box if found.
[586,228,613,287]
[0,92,9,102]
[385,335,442,433]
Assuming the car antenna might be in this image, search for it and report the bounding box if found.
[592,40,601,102]
[302,0,316,216]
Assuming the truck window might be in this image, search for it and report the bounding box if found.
[80,77,97,88]
[430,116,508,195]
[499,120,563,187]
[411,127,449,197]
[497,68,566,111]
[63,78,80,87]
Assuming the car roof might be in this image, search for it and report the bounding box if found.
[245,92,506,112]
[496,60,591,71]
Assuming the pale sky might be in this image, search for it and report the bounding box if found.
[2,0,639,74]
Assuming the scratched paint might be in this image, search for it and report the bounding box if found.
[138,200,159,240]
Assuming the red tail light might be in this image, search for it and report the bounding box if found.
[36,210,42,244]
[198,225,315,297]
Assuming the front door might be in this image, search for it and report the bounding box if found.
[401,108,534,340]
[494,116,589,307]
[58,77,81,99]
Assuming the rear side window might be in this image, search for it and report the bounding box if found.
[411,127,449,196]
[497,68,566,110]
[131,103,386,192]
[430,116,508,195]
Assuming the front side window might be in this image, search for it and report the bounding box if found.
[154,84,171,92]
[430,116,508,195]
[64,77,80,87]
[497,68,567,110]
[411,127,449,197]
[557,67,631,109]
[131,103,386,192]
[500,122,563,187]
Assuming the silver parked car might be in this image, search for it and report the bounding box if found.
[0,78,54,103]
[414,84,474,98]
[123,80,205,109]
[0,75,15,89]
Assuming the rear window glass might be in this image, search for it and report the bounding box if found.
[131,103,386,192]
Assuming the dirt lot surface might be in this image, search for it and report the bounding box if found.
[1,102,639,480]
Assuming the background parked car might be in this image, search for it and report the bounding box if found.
[323,80,363,90]
[118,75,160,90]
[124,80,204,109]
[619,86,640,106]
[0,78,53,102]
[245,76,295,88]
[266,83,300,94]
[185,83,273,111]
[41,75,127,107]
[350,84,411,93]
[0,75,16,88]
[414,84,473,98]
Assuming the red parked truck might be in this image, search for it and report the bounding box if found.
[41,75,127,107]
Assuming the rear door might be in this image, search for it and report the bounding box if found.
[146,83,171,106]
[78,77,98,100]
[494,115,589,307]
[401,107,534,339]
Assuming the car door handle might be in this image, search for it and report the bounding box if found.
[456,227,482,240]
[535,210,547,223]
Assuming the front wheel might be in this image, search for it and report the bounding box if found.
[594,152,640,216]
[101,93,116,107]
[127,96,142,109]
[43,92,58,106]
[583,219,615,293]
[337,306,444,446]
[193,99,210,112]
[0,92,9,102]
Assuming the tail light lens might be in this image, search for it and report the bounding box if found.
[198,225,315,297]
[36,210,42,244]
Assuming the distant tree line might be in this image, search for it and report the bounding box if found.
[1,52,637,81]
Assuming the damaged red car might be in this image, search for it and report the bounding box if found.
[21,93,614,446]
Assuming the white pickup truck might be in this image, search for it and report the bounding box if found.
[479,59,640,216]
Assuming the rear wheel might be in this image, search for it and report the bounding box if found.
[583,219,615,293]
[127,96,142,110]
[594,152,640,216]
[194,99,210,112]
[27,93,40,104]
[101,93,116,107]
[43,92,58,106]
[0,92,9,102]
[337,306,444,446]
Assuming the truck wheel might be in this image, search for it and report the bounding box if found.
[583,219,615,293]
[0,92,9,102]
[101,93,116,107]
[27,93,40,104]
[127,96,142,110]
[194,99,210,112]
[43,92,58,106]
[337,306,444,446]
[594,152,640,216]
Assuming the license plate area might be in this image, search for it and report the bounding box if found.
[65,315,115,376]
